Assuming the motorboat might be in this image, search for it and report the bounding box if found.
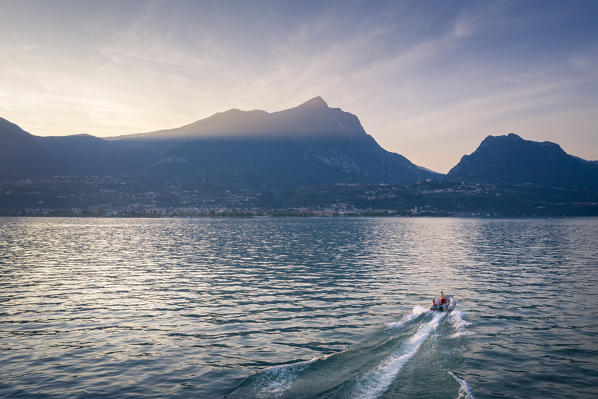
[429,295,456,312]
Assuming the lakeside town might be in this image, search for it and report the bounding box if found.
[1,175,596,218]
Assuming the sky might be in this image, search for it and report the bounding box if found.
[1,0,597,173]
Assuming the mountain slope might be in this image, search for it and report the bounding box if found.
[448,133,598,188]
[131,97,439,186]
[0,117,57,176]
[114,97,365,140]
[0,98,441,186]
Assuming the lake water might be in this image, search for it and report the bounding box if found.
[0,217,597,398]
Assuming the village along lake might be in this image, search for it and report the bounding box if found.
[0,217,596,398]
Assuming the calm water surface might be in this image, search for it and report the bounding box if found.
[0,217,597,398]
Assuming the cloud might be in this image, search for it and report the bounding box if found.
[0,1,597,171]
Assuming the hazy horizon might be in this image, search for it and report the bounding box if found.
[1,0,597,173]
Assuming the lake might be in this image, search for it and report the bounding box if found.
[1,217,597,398]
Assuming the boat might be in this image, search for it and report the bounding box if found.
[429,295,456,312]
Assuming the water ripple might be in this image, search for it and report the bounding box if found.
[1,217,597,398]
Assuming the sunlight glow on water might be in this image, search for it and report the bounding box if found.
[1,217,597,398]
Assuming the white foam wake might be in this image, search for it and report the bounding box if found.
[385,305,429,329]
[449,371,476,399]
[448,310,474,338]
[253,358,316,398]
[354,312,445,399]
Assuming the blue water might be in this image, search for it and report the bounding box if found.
[0,217,597,398]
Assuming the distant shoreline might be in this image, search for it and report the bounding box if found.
[2,178,597,218]
[1,212,597,219]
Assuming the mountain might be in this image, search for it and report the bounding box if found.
[115,97,367,141]
[0,117,56,176]
[0,98,440,187]
[448,133,598,189]
[119,97,440,186]
[0,117,123,176]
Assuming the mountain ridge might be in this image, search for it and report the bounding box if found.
[111,96,365,141]
[448,132,598,188]
[0,98,441,187]
[2,101,597,190]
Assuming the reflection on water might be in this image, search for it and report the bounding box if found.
[0,217,597,398]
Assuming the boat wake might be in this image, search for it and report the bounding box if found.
[226,307,474,398]
[385,305,429,329]
[448,310,474,338]
[449,371,476,399]
[251,358,316,398]
[353,312,445,399]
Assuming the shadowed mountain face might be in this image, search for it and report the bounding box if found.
[0,118,56,176]
[0,98,440,187]
[448,133,598,188]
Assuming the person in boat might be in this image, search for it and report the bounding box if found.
[439,291,449,311]
[429,298,438,311]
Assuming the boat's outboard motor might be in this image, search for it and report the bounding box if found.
[430,295,456,312]
[429,297,439,311]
